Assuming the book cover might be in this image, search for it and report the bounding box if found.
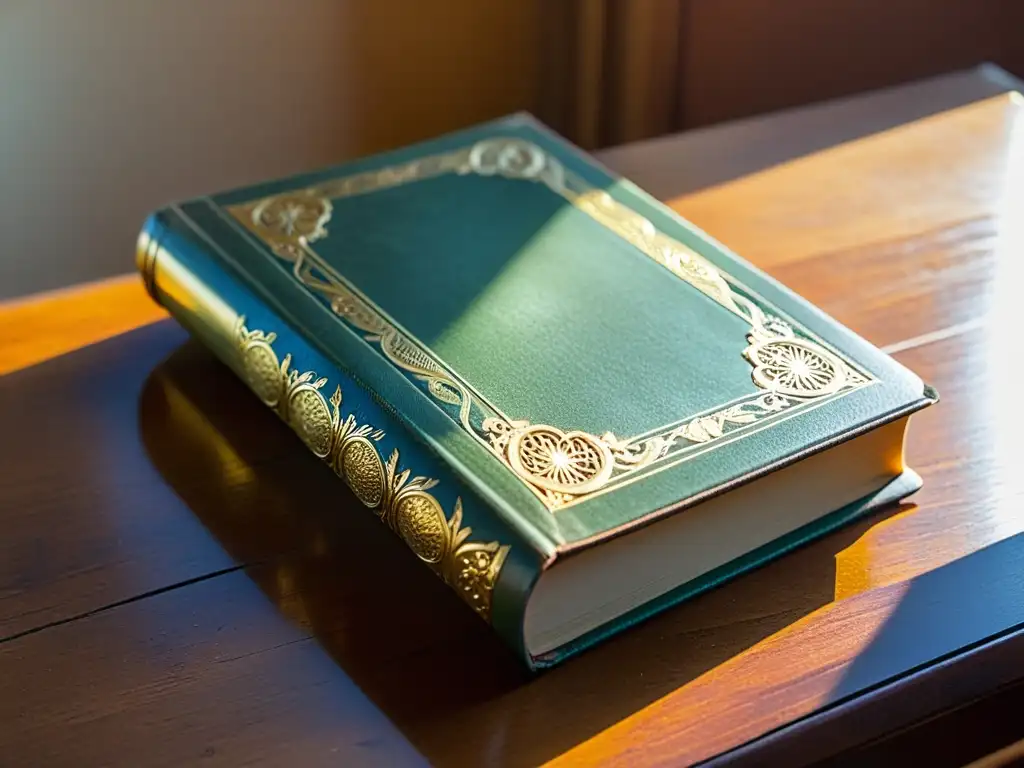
[136,114,935,668]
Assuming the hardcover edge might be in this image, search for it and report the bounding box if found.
[533,467,925,668]
[555,389,936,557]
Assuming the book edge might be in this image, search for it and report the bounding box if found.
[529,466,925,669]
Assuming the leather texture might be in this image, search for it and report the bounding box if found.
[140,113,935,667]
[189,114,932,544]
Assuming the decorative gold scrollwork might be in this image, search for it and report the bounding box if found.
[296,265,476,434]
[227,136,874,511]
[482,393,794,507]
[234,318,509,621]
[573,189,738,312]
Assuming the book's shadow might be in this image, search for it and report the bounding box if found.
[139,340,909,767]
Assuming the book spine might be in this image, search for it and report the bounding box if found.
[137,208,542,666]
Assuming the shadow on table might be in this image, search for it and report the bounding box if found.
[139,340,909,767]
[826,532,1024,707]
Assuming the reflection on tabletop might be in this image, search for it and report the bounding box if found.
[140,338,918,766]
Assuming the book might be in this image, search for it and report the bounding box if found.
[136,114,936,669]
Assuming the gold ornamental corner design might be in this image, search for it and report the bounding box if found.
[235,318,509,621]
[225,136,874,511]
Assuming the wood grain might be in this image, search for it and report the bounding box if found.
[0,326,884,766]
[548,92,1024,766]
[0,322,237,639]
[550,536,1024,767]
[0,274,166,375]
[598,64,1023,202]
[0,568,428,767]
[672,92,1024,277]
[2,90,1024,767]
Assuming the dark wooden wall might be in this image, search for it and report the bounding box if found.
[677,0,1024,128]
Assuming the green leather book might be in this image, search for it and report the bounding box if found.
[136,114,936,669]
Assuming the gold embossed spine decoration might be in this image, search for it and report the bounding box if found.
[235,318,509,621]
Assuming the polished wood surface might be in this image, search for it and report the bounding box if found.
[600,64,1023,202]
[550,92,1024,766]
[2,92,1024,766]
[0,274,166,376]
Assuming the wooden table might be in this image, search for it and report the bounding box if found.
[2,92,1024,767]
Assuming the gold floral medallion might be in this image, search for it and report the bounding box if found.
[338,436,385,509]
[237,326,284,408]
[286,383,333,458]
[393,490,450,564]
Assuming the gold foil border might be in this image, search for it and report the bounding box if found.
[223,137,874,510]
